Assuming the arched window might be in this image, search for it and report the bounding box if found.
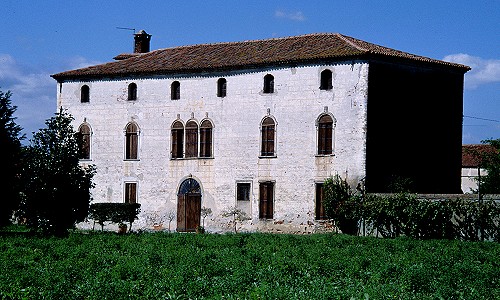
[171,81,180,100]
[81,85,90,103]
[171,121,184,159]
[185,120,198,158]
[261,117,275,157]
[263,74,274,94]
[77,124,91,159]
[200,120,213,158]
[217,78,227,97]
[320,69,333,90]
[128,83,137,101]
[318,115,334,155]
[125,123,139,159]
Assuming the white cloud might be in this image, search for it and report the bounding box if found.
[443,54,500,89]
[0,54,56,140]
[65,55,103,70]
[0,54,104,142]
[275,10,305,22]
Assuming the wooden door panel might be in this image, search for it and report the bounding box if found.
[177,195,186,231]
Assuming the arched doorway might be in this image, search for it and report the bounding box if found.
[177,178,202,232]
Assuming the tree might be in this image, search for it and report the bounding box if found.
[200,206,212,229]
[473,139,500,194]
[222,206,250,233]
[322,174,361,235]
[18,108,96,235]
[0,89,24,227]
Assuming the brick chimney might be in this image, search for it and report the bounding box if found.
[134,30,151,53]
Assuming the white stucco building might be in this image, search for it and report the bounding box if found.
[52,31,469,232]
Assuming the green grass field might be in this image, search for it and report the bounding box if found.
[0,231,499,299]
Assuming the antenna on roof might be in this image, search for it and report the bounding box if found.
[116,27,136,33]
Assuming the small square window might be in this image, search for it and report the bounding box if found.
[237,183,251,201]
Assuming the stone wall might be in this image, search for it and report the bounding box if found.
[58,61,369,233]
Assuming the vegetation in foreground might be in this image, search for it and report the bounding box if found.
[1,231,499,299]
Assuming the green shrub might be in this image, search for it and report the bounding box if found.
[448,198,500,241]
[323,175,361,235]
[88,203,141,232]
[363,193,415,238]
[362,194,499,241]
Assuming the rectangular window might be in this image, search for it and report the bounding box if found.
[125,182,137,204]
[315,183,327,220]
[236,182,252,216]
[259,182,274,219]
[237,183,251,201]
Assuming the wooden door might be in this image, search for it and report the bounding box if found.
[177,178,202,232]
[259,182,274,219]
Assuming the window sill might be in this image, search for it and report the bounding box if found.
[315,154,335,157]
[170,157,215,160]
[124,159,140,161]
[259,155,277,159]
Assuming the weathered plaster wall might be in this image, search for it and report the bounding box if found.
[57,61,369,232]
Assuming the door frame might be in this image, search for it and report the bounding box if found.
[176,178,202,232]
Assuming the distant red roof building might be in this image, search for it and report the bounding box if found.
[462,144,497,168]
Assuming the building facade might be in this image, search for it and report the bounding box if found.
[52,32,469,232]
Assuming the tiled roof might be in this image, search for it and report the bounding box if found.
[51,33,470,81]
[462,144,497,168]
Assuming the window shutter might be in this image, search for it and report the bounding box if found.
[267,125,275,155]
[125,183,137,204]
[126,123,138,159]
[130,133,138,159]
[318,115,333,155]
[259,182,274,219]
[315,183,326,220]
[185,121,198,158]
[200,120,213,158]
[171,122,184,158]
[261,118,275,156]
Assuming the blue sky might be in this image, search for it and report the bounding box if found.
[1,0,499,144]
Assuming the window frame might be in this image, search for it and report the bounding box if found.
[236,182,251,202]
[185,120,199,158]
[217,78,227,98]
[128,83,137,101]
[171,81,180,100]
[263,74,274,94]
[315,182,327,220]
[260,116,276,157]
[259,181,274,220]
[77,123,91,160]
[317,114,335,156]
[199,119,213,158]
[320,69,333,90]
[171,120,184,159]
[124,182,138,204]
[125,122,139,160]
[81,85,90,103]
